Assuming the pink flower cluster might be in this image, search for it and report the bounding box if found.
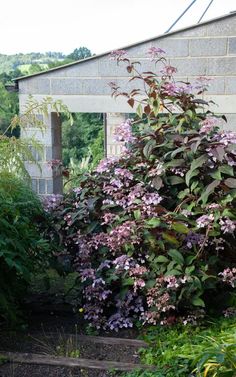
[147,46,166,60]
[219,268,236,288]
[113,119,136,144]
[196,214,214,228]
[199,116,221,134]
[109,49,127,60]
[96,156,119,173]
[219,218,236,234]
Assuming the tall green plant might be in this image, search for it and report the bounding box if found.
[0,172,49,323]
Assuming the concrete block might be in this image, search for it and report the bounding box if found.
[51,79,83,95]
[46,59,100,77]
[229,38,236,55]
[99,58,131,77]
[225,77,236,95]
[19,78,50,95]
[173,25,207,38]
[206,17,236,37]
[206,77,225,95]
[46,146,52,161]
[82,79,112,95]
[171,58,208,76]
[39,179,46,194]
[208,57,236,75]
[127,42,152,58]
[151,38,189,57]
[190,38,227,56]
[222,113,236,131]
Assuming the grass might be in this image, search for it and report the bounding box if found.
[123,316,236,377]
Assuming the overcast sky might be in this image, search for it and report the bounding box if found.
[1,0,235,55]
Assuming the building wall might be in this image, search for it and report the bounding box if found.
[17,13,236,194]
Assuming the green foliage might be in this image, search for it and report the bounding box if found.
[0,172,49,324]
[62,112,104,167]
[123,318,236,377]
[0,95,72,178]
[0,48,92,74]
[67,47,92,61]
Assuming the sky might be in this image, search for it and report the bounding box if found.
[1,0,235,55]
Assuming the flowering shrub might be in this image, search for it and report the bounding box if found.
[45,49,236,330]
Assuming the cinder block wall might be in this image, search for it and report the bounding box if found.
[17,13,236,194]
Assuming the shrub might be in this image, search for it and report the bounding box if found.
[122,317,236,377]
[45,48,236,331]
[0,172,49,324]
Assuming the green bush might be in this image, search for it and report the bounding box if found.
[123,317,236,377]
[0,172,49,324]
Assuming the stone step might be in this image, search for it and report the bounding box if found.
[0,351,154,372]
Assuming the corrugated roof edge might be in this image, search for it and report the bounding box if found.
[14,11,236,82]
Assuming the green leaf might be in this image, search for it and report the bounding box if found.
[168,249,184,265]
[220,165,234,176]
[191,297,205,307]
[185,155,208,186]
[136,103,143,118]
[152,176,163,190]
[209,169,222,180]
[163,233,180,246]
[199,180,221,205]
[165,269,182,276]
[145,218,161,228]
[172,222,189,234]
[224,178,236,188]
[168,176,184,185]
[166,159,185,168]
[133,210,141,220]
[143,139,156,159]
[155,255,169,263]
[122,277,134,286]
[145,280,156,288]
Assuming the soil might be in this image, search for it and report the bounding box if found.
[0,363,118,377]
[0,312,144,377]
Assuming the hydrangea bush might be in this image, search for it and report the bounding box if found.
[45,48,236,330]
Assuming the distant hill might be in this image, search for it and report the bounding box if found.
[0,48,92,75]
[0,52,66,74]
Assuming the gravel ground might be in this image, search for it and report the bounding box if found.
[0,363,119,377]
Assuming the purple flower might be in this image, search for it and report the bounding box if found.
[185,232,205,249]
[80,268,95,282]
[114,167,134,181]
[199,116,220,134]
[142,192,162,205]
[96,156,119,173]
[194,76,212,91]
[147,46,166,60]
[219,218,236,234]
[162,82,178,96]
[42,194,63,212]
[113,119,136,144]
[109,49,127,60]
[219,268,236,288]
[196,214,214,228]
[161,65,177,76]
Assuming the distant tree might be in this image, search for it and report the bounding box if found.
[62,113,103,166]
[67,47,92,61]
